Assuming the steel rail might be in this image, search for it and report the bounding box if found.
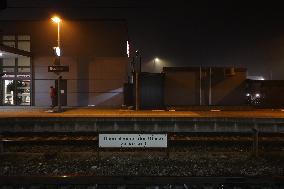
[0,176,283,185]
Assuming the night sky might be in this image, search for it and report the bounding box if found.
[1,0,284,78]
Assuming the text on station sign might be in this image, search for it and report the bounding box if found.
[99,134,167,148]
[48,66,69,72]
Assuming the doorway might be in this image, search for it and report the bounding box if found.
[55,79,67,106]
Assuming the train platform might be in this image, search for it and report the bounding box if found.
[1,106,284,118]
[1,107,284,133]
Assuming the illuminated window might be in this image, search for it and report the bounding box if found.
[0,35,31,106]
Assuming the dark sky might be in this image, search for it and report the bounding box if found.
[2,0,284,78]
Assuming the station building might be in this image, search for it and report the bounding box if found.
[132,67,248,109]
[0,19,129,107]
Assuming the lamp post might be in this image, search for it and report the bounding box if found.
[134,50,140,110]
[51,16,62,112]
[51,16,61,49]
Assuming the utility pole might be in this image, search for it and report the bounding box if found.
[51,16,62,112]
[135,72,139,110]
[135,50,141,110]
[199,66,202,105]
[209,67,212,105]
[139,55,142,73]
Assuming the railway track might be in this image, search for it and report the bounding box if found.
[0,132,283,153]
[0,176,283,188]
[0,133,283,188]
[1,132,283,142]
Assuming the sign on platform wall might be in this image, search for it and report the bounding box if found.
[48,65,69,72]
[99,134,167,148]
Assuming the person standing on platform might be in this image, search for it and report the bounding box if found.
[50,86,57,109]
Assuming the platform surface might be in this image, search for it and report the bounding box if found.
[1,107,284,118]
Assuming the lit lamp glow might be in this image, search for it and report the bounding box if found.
[51,16,61,23]
[54,47,61,56]
[153,57,160,72]
[126,41,130,58]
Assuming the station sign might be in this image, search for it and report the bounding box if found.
[48,65,69,72]
[99,134,167,148]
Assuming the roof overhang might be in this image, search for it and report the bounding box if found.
[0,44,32,58]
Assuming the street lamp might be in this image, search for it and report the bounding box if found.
[153,57,159,72]
[51,16,61,50]
[51,16,62,112]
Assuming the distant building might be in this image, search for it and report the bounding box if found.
[0,20,128,107]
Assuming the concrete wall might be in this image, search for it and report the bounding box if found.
[0,20,127,57]
[34,56,128,107]
[163,67,247,106]
[88,57,128,107]
[164,70,199,106]
[1,117,283,133]
[211,68,247,105]
[0,20,128,107]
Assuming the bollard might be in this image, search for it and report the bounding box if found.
[166,133,170,158]
[97,131,100,162]
[252,128,259,157]
[97,128,100,162]
[97,145,100,162]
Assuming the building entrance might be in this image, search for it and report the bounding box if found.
[55,79,67,106]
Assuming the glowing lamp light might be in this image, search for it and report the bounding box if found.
[255,93,260,98]
[135,49,139,56]
[51,16,61,23]
[155,58,159,62]
[126,41,130,58]
[55,47,61,56]
[54,47,61,56]
[246,93,250,97]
